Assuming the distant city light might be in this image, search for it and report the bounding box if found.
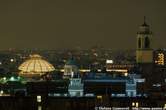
[10,58,14,62]
[0,90,4,94]
[10,77,15,81]
[93,53,98,57]
[3,77,6,81]
[17,76,21,79]
[106,60,113,64]
[0,90,4,96]
[152,83,161,87]
[124,73,128,76]
[0,62,2,65]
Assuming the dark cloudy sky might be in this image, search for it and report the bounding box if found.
[0,0,166,50]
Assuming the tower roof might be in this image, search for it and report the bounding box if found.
[137,16,151,34]
[66,57,77,66]
[66,58,77,66]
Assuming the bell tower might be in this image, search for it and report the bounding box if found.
[136,17,153,64]
[136,17,155,89]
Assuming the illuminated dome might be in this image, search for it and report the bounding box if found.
[18,54,55,76]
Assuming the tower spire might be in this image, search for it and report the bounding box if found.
[142,16,148,27]
[144,16,146,24]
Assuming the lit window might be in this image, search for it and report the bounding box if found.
[164,104,166,109]
[136,102,139,107]
[132,102,139,107]
[155,53,164,65]
[97,95,102,99]
[37,96,42,103]
[38,105,42,110]
[132,102,135,107]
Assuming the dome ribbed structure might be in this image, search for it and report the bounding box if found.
[18,54,55,76]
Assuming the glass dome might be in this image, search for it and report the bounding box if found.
[18,54,55,75]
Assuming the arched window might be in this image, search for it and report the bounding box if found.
[145,37,150,48]
[138,38,141,48]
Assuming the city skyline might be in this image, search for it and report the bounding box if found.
[0,0,166,50]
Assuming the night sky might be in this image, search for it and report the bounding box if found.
[0,0,166,50]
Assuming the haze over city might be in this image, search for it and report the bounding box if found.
[1,0,166,109]
[0,0,166,50]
